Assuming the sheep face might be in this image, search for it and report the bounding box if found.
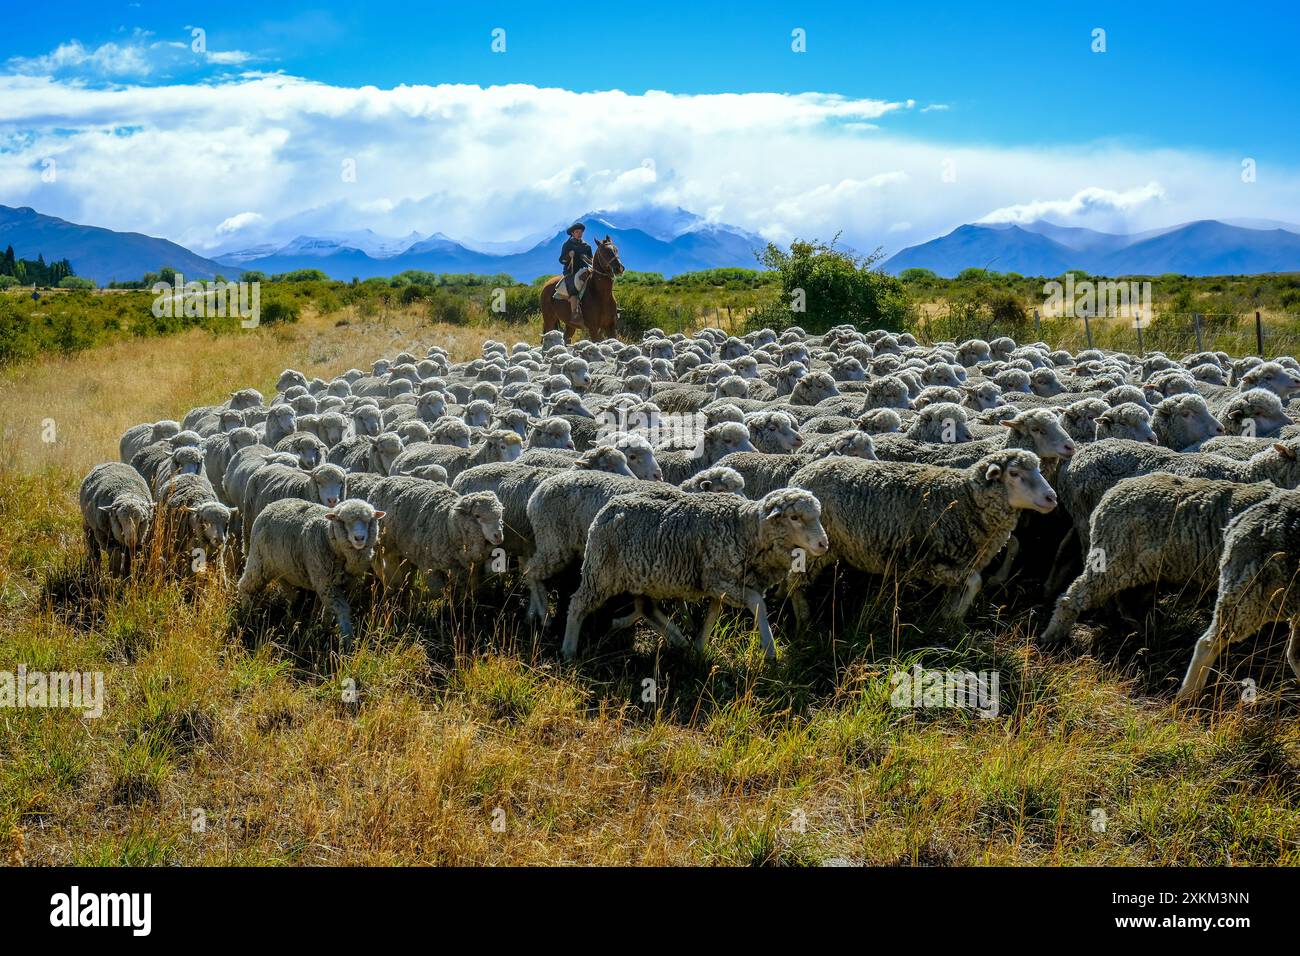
[433,421,472,448]
[857,409,902,434]
[984,457,1057,514]
[417,393,448,422]
[790,372,839,406]
[530,418,574,450]
[824,432,877,460]
[682,466,746,495]
[456,492,505,547]
[1155,395,1223,448]
[1029,369,1064,397]
[220,410,245,432]
[172,446,204,477]
[550,392,594,418]
[576,447,636,478]
[310,465,348,509]
[102,498,153,550]
[463,401,493,429]
[615,437,662,481]
[702,423,755,462]
[326,500,385,552]
[867,377,911,410]
[962,383,1003,411]
[750,413,802,452]
[1005,412,1076,461]
[285,435,324,469]
[1096,404,1158,444]
[1242,362,1300,399]
[319,414,349,446]
[192,503,236,551]
[761,490,829,557]
[353,406,382,438]
[487,432,523,464]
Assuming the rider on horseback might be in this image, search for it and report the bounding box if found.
[553,221,593,327]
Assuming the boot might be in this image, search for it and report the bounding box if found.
[569,298,586,329]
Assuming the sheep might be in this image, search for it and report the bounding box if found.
[202,426,260,494]
[273,432,328,469]
[679,465,746,495]
[240,463,349,545]
[156,473,237,573]
[263,404,297,447]
[745,410,803,453]
[788,371,840,406]
[1238,360,1300,400]
[130,437,197,489]
[561,488,828,660]
[328,432,405,475]
[526,417,575,450]
[1217,388,1290,437]
[1151,393,1223,450]
[119,420,181,463]
[1177,489,1300,699]
[790,450,1058,620]
[904,402,974,443]
[1094,403,1158,444]
[1059,399,1111,444]
[1048,438,1300,588]
[223,447,300,511]
[654,421,755,485]
[390,429,522,482]
[1040,473,1277,646]
[364,478,503,595]
[150,445,205,497]
[395,420,432,445]
[79,462,154,575]
[451,445,635,562]
[237,499,385,640]
[858,408,903,434]
[872,408,1076,472]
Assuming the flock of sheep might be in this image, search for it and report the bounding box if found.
[80,324,1300,701]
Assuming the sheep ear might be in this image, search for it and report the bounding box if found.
[699,480,713,492]
[984,463,1004,481]
[324,511,338,521]
[373,510,386,521]
[1000,419,1019,430]
[764,504,783,520]
[1274,443,1296,461]
[228,508,239,518]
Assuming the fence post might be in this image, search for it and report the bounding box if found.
[1083,311,1093,349]
[1256,311,1264,356]
[1034,308,1041,338]
[1135,310,1144,357]
[1193,312,1203,352]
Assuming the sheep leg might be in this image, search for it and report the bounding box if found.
[642,600,690,648]
[1041,564,1127,645]
[610,597,646,631]
[986,535,1019,587]
[324,586,355,641]
[1044,527,1081,595]
[737,588,777,660]
[1286,618,1300,681]
[85,527,102,575]
[696,597,723,652]
[562,577,607,660]
[1177,590,1269,700]
[941,571,982,618]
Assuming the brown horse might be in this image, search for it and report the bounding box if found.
[540,236,625,343]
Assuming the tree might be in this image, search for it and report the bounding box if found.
[758,236,910,332]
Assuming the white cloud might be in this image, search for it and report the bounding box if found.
[0,73,1296,257]
[4,32,258,78]
[921,104,950,113]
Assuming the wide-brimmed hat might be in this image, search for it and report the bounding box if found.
[566,222,586,236]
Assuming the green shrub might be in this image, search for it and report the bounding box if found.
[258,300,300,326]
[759,237,910,332]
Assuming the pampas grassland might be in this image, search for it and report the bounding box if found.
[2,305,1299,866]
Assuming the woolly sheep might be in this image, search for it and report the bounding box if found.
[679,465,746,495]
[157,473,237,572]
[1218,388,1289,437]
[1095,403,1158,444]
[391,429,522,482]
[1177,489,1300,698]
[1041,474,1276,645]
[1151,394,1224,450]
[240,463,349,545]
[365,478,503,595]
[238,498,384,640]
[791,450,1057,621]
[745,410,803,453]
[119,420,181,463]
[654,421,756,485]
[327,432,405,475]
[202,426,261,496]
[1238,361,1300,400]
[151,444,205,497]
[561,488,828,660]
[80,462,154,575]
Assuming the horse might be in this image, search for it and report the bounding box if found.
[540,236,625,343]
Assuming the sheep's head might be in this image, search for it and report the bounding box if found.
[285,434,325,469]
[1154,394,1223,449]
[682,466,746,495]
[309,464,348,509]
[374,433,405,474]
[172,445,204,477]
[353,406,382,438]
[228,427,260,452]
[463,400,493,429]
[1241,361,1300,399]
[611,433,662,481]
[1029,368,1064,397]
[910,403,973,444]
[417,392,448,421]
[993,369,1032,394]
[1003,410,1076,460]
[529,417,574,450]
[454,491,505,547]
[857,408,901,434]
[747,411,802,452]
[485,430,524,464]
[268,404,296,434]
[317,413,348,446]
[789,371,839,406]
[978,450,1057,514]
[1060,399,1110,443]
[1096,403,1158,444]
[189,502,236,551]
[496,409,530,439]
[326,499,384,552]
[867,376,911,410]
[701,422,755,463]
[1222,388,1288,437]
[961,382,1003,411]
[820,431,877,460]
[574,446,635,478]
[397,421,431,445]
[102,496,153,549]
[549,390,594,418]
[922,364,962,389]
[760,488,828,557]
[433,420,472,449]
[276,369,307,393]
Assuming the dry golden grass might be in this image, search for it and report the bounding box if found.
[2,306,1299,866]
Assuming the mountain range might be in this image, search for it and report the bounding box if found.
[882,219,1300,277]
[5,201,1300,285]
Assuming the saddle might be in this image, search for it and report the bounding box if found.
[552,267,590,300]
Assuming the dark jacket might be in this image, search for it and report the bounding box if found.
[560,236,592,275]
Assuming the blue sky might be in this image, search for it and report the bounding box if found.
[2,1,1298,253]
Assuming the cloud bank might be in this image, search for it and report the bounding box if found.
[1,71,1297,256]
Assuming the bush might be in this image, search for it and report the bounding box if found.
[0,275,19,290]
[759,237,910,333]
[58,276,96,290]
[258,300,300,326]
[425,288,470,325]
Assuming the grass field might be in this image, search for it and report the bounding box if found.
[2,303,1299,866]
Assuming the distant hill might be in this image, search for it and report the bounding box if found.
[883,219,1300,277]
[214,207,766,281]
[0,205,236,284]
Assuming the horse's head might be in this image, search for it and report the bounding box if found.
[595,236,625,276]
